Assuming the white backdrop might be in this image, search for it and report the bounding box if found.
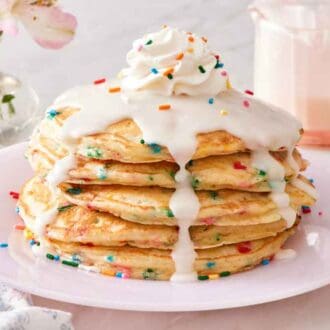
[0,0,253,110]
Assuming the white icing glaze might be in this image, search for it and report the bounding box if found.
[252,149,296,227]
[286,147,300,177]
[170,170,199,282]
[292,177,319,200]
[33,27,304,282]
[275,248,297,260]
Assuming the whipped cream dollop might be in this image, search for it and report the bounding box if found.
[121,27,228,96]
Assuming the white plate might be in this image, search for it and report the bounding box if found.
[0,142,329,311]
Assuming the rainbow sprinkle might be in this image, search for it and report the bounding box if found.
[198,275,209,281]
[94,78,106,85]
[176,52,184,60]
[62,260,79,267]
[219,109,228,116]
[0,243,8,248]
[148,143,161,154]
[166,209,174,218]
[46,253,55,260]
[215,233,221,242]
[243,100,250,108]
[101,269,116,277]
[188,36,194,42]
[261,259,270,266]
[106,255,115,262]
[233,161,247,170]
[208,98,214,105]
[237,241,252,254]
[209,191,218,200]
[24,228,33,240]
[9,191,19,199]
[158,104,171,111]
[14,224,25,231]
[151,68,158,74]
[47,109,60,120]
[66,187,82,195]
[206,261,216,269]
[57,205,73,212]
[220,271,231,277]
[145,39,153,45]
[302,205,311,214]
[214,61,224,69]
[108,86,121,93]
[208,274,219,280]
[143,268,156,280]
[198,65,206,74]
[192,177,200,189]
[163,68,174,76]
[245,89,254,96]
[97,167,107,180]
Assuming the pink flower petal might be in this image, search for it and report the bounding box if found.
[0,17,18,35]
[13,1,77,49]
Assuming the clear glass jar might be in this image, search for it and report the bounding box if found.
[0,72,39,147]
[250,1,330,146]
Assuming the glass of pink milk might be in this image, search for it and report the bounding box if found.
[250,1,330,146]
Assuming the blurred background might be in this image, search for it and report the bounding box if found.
[0,0,253,110]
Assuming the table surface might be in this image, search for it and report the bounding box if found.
[32,285,330,330]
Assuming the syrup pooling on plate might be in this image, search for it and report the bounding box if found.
[33,27,303,281]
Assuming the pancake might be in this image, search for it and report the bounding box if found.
[28,107,302,168]
[20,175,314,230]
[18,191,296,250]
[28,138,307,192]
[57,178,314,226]
[42,226,296,280]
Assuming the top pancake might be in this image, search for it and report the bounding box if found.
[28,107,303,165]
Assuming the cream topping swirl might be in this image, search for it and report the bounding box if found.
[121,27,228,96]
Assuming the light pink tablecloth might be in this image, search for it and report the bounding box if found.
[33,285,330,330]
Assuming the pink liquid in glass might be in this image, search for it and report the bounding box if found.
[250,1,330,146]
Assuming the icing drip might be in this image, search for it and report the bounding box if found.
[252,149,296,228]
[170,169,199,282]
[286,147,300,178]
[292,177,319,200]
[32,27,303,282]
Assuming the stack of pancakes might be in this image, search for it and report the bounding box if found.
[18,107,316,280]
